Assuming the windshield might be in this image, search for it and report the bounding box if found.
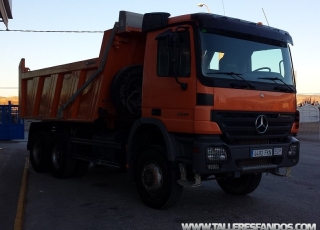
[200,32,295,87]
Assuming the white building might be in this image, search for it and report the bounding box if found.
[297,104,320,123]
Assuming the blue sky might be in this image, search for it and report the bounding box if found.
[1,0,319,96]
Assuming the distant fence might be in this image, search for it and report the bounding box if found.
[297,105,320,141]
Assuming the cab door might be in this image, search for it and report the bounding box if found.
[142,25,197,133]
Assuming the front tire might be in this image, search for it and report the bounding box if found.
[135,146,183,209]
[217,173,262,195]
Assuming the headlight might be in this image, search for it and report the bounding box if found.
[206,147,228,162]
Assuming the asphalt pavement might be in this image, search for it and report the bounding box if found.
[0,140,28,230]
[0,134,319,230]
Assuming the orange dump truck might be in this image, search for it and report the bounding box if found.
[19,11,300,209]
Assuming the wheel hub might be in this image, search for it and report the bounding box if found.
[141,162,163,194]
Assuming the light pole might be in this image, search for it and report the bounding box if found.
[197,3,210,13]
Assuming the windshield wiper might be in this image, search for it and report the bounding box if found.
[207,72,256,89]
[258,77,294,93]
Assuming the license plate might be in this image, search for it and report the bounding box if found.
[274,148,283,155]
[251,149,273,157]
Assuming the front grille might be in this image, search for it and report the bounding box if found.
[211,111,295,140]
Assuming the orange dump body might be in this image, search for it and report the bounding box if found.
[19,26,145,122]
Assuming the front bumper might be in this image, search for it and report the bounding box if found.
[193,135,300,175]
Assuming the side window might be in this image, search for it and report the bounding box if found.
[157,30,190,77]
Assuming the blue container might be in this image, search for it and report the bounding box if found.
[0,102,24,140]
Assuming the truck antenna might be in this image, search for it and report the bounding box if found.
[262,8,270,26]
[222,0,226,16]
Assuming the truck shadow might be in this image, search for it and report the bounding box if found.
[26,165,299,230]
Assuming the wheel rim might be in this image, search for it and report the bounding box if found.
[52,145,62,169]
[31,142,41,164]
[141,162,163,195]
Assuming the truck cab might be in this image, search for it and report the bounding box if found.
[132,12,299,201]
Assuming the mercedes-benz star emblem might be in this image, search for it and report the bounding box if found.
[255,115,268,134]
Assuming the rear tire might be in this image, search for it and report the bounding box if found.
[135,146,183,209]
[30,132,51,173]
[51,134,76,178]
[217,173,262,195]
